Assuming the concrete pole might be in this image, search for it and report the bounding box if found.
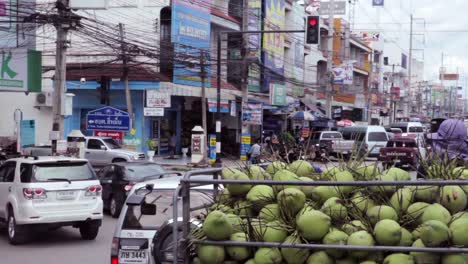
[408,14,413,118]
[119,23,134,129]
[200,50,208,164]
[325,0,335,119]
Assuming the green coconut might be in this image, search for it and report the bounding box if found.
[331,171,355,195]
[233,200,254,218]
[374,219,402,246]
[370,174,397,194]
[449,218,468,247]
[262,221,288,242]
[248,218,267,239]
[365,252,385,263]
[439,185,467,214]
[367,205,399,225]
[258,204,280,222]
[406,202,429,222]
[254,248,283,264]
[399,227,414,247]
[298,177,315,198]
[281,234,310,264]
[347,230,375,258]
[322,167,344,180]
[245,259,256,264]
[412,225,423,240]
[226,232,250,261]
[336,257,357,264]
[321,197,348,222]
[296,209,331,241]
[203,210,233,240]
[247,185,276,209]
[311,186,341,204]
[420,220,451,247]
[248,165,270,180]
[217,188,231,204]
[197,245,225,264]
[383,253,414,264]
[277,188,306,216]
[360,261,378,264]
[351,192,377,214]
[306,251,334,264]
[221,168,243,180]
[226,214,243,233]
[342,220,368,235]
[441,254,468,264]
[355,165,379,180]
[322,230,349,258]
[452,211,468,221]
[272,170,300,193]
[266,161,288,175]
[420,203,451,225]
[288,160,314,178]
[390,188,414,213]
[415,186,439,203]
[210,204,235,214]
[384,167,411,181]
[227,172,252,196]
[410,239,440,264]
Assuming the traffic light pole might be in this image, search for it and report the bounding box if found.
[325,0,335,119]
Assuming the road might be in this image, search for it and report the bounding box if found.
[0,216,117,264]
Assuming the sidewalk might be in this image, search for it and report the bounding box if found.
[152,155,245,169]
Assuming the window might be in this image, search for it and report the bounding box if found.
[25,162,97,183]
[368,132,388,142]
[123,164,165,180]
[20,164,33,183]
[103,138,121,149]
[0,161,16,182]
[409,127,424,133]
[322,133,342,139]
[88,139,105,150]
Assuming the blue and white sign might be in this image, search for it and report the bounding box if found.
[86,106,131,131]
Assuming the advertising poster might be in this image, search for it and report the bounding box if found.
[263,0,285,74]
[171,0,211,87]
[247,0,261,92]
[240,134,251,161]
[20,119,35,149]
[269,83,286,106]
[332,61,353,85]
[0,49,42,92]
[242,102,263,125]
[209,134,216,164]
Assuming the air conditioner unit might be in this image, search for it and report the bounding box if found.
[35,92,53,108]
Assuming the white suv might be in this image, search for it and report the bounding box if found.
[0,156,103,244]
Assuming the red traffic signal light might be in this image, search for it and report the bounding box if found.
[306,16,320,44]
[308,18,317,26]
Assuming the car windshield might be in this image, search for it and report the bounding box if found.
[386,140,417,148]
[22,162,96,183]
[368,132,388,142]
[103,138,121,149]
[123,189,213,230]
[125,164,165,179]
[322,132,342,139]
[409,127,424,133]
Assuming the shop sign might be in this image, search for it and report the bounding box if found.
[208,99,230,113]
[240,134,251,161]
[144,107,164,117]
[220,100,229,113]
[320,1,347,15]
[86,106,131,131]
[93,130,124,144]
[146,88,171,108]
[269,83,286,106]
[332,61,353,85]
[123,134,141,151]
[242,102,263,125]
[192,135,202,154]
[230,101,236,117]
[0,48,42,92]
[56,140,68,155]
[301,121,310,138]
[209,134,216,164]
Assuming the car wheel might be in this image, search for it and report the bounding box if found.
[79,222,99,240]
[153,224,185,263]
[112,158,127,163]
[110,196,123,218]
[7,209,28,245]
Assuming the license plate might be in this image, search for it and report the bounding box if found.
[119,250,147,264]
[56,191,76,200]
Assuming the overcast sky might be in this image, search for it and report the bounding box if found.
[351,0,468,90]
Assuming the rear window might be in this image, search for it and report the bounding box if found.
[124,164,165,179]
[321,133,342,139]
[386,140,416,148]
[368,132,388,142]
[20,162,96,183]
[392,126,408,133]
[409,126,424,133]
[123,189,213,230]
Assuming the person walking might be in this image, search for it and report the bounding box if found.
[169,132,177,159]
[248,139,262,164]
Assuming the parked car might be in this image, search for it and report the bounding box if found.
[385,127,403,139]
[24,136,146,167]
[340,126,389,157]
[97,161,182,218]
[378,135,426,168]
[310,131,355,159]
[111,175,215,264]
[0,156,103,244]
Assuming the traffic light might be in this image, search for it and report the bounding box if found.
[97,76,110,105]
[306,16,320,44]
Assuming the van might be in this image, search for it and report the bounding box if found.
[390,122,425,134]
[340,126,389,157]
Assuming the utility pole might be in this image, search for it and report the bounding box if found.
[51,0,70,155]
[408,14,413,118]
[200,49,208,164]
[119,23,134,129]
[440,52,445,117]
[325,0,335,119]
[389,63,398,124]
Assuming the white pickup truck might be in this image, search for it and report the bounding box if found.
[310,131,355,158]
[24,136,146,167]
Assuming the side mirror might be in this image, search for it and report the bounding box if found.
[141,203,156,215]
[100,145,107,150]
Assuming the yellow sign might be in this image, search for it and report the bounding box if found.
[242,135,251,145]
[210,137,216,147]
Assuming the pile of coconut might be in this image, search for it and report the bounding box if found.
[191,161,468,264]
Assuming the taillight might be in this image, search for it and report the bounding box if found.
[111,256,118,264]
[85,185,102,196]
[111,237,120,263]
[124,184,134,192]
[23,188,47,200]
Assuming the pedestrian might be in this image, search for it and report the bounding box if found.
[248,139,262,165]
[169,132,177,159]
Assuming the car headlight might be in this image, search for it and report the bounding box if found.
[132,154,140,160]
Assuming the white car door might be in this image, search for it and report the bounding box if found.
[0,161,16,219]
[85,139,109,166]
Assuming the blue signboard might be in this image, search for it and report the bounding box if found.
[86,106,131,131]
[171,0,211,87]
[20,120,35,149]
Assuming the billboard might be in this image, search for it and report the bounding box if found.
[263,0,285,74]
[171,0,211,87]
[291,2,304,97]
[332,61,353,85]
[247,0,261,92]
[0,48,42,92]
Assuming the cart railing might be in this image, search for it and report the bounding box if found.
[171,167,468,264]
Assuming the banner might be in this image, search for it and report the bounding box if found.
[248,0,262,92]
[209,134,216,164]
[208,98,217,112]
[230,100,237,117]
[332,62,353,85]
[360,32,380,41]
[171,0,211,87]
[263,0,285,74]
[270,83,286,106]
[242,102,263,125]
[240,134,251,161]
[220,100,229,113]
